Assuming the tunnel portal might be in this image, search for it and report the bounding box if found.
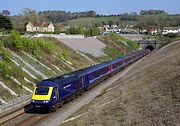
[145,45,154,51]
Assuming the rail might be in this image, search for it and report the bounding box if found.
[0,94,31,114]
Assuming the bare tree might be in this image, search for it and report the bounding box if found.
[12,8,48,31]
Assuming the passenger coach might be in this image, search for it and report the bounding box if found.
[31,49,150,112]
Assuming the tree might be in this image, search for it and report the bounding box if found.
[136,16,158,32]
[89,27,101,36]
[174,15,180,26]
[12,8,47,32]
[0,15,13,30]
[140,10,166,15]
[1,10,11,16]
[54,24,61,33]
[108,20,114,27]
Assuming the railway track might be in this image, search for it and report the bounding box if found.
[0,104,33,126]
[0,103,53,126]
[0,89,96,126]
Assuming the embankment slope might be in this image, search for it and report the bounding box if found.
[60,41,180,126]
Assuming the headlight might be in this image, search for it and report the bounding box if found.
[31,100,35,102]
[43,100,49,103]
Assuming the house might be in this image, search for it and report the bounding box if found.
[162,27,179,35]
[102,24,120,33]
[149,29,158,35]
[26,22,54,32]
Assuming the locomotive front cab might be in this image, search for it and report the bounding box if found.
[31,86,54,108]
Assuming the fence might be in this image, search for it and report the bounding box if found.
[0,94,31,113]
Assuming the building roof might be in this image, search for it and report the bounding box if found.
[29,22,52,27]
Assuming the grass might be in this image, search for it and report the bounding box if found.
[62,14,178,28]
[97,34,139,59]
[68,16,137,27]
[68,17,96,28]
[0,85,14,101]
[0,35,95,102]
[18,51,56,78]
[103,47,123,58]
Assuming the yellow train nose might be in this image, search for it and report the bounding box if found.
[32,86,53,101]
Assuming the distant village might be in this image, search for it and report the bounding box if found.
[99,24,180,35]
[24,21,180,36]
[0,9,180,37]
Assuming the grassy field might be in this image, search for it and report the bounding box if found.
[59,14,178,28]
[59,16,138,28]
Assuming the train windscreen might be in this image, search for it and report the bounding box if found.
[35,87,49,95]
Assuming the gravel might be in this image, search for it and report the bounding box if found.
[59,38,106,57]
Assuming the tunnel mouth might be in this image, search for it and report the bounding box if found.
[145,45,154,51]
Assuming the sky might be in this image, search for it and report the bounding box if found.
[0,0,179,15]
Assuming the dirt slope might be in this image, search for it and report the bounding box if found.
[60,41,180,126]
[59,38,106,57]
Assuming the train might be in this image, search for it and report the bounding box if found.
[31,49,150,112]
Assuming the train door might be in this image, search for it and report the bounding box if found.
[54,87,59,101]
[79,76,85,88]
[110,64,112,74]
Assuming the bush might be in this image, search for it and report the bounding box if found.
[84,27,101,36]
[67,27,101,37]
[2,30,54,55]
[0,44,11,61]
[62,50,69,60]
[164,33,177,38]
[0,62,12,80]
[11,30,23,50]
[67,27,83,34]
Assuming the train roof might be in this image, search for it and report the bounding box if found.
[106,55,129,64]
[36,51,140,87]
[36,62,109,87]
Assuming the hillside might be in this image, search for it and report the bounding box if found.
[58,34,139,63]
[59,41,180,126]
[0,32,139,105]
[60,14,179,28]
[0,32,92,104]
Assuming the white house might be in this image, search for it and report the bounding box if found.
[162,27,179,35]
[26,22,54,32]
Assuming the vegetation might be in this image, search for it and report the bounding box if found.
[38,10,96,23]
[140,10,166,15]
[98,33,139,59]
[67,27,101,36]
[0,32,97,101]
[3,30,54,55]
[0,10,11,16]
[0,15,13,31]
[8,8,180,36]
[62,14,180,33]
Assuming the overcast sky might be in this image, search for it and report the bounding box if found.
[0,0,179,15]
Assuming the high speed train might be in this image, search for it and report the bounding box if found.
[31,49,150,112]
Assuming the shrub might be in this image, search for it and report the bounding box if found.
[164,33,177,38]
[0,62,12,80]
[62,51,69,60]
[0,44,11,62]
[11,30,23,50]
[2,30,54,55]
